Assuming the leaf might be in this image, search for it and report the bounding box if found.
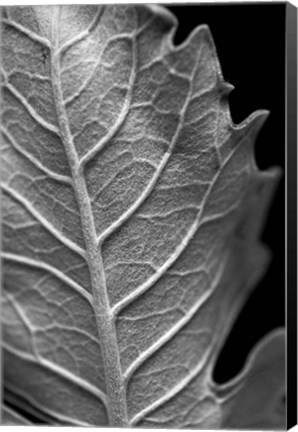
[3,387,81,426]
[1,404,32,425]
[1,4,284,428]
[217,329,285,430]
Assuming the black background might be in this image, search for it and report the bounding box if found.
[166,3,285,384]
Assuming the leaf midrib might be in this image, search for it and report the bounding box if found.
[49,7,128,427]
[50,12,222,427]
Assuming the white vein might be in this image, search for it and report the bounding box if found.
[4,383,97,427]
[1,252,93,305]
[62,12,153,107]
[58,6,106,57]
[1,404,31,425]
[2,16,51,48]
[123,258,225,381]
[1,183,86,259]
[200,199,243,225]
[5,292,38,355]
[137,205,201,220]
[2,75,60,136]
[3,343,108,408]
[50,6,129,425]
[91,161,136,205]
[111,130,245,316]
[96,34,205,245]
[1,126,72,185]
[130,348,214,426]
[40,323,101,347]
[79,35,138,168]
[63,35,130,107]
[6,293,33,335]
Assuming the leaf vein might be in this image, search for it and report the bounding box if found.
[123,259,225,381]
[111,133,244,315]
[1,126,72,185]
[2,73,60,136]
[130,348,214,426]
[1,252,93,305]
[79,35,138,168]
[2,15,51,48]
[58,6,106,57]
[4,382,97,426]
[97,35,204,245]
[50,8,129,424]
[1,183,86,258]
[3,343,108,407]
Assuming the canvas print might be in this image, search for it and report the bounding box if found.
[1,3,286,428]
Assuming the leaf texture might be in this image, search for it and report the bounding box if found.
[1,404,32,425]
[1,4,284,428]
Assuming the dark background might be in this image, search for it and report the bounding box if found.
[167,3,285,384]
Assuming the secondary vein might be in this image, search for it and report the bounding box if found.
[1,252,92,304]
[1,183,85,258]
